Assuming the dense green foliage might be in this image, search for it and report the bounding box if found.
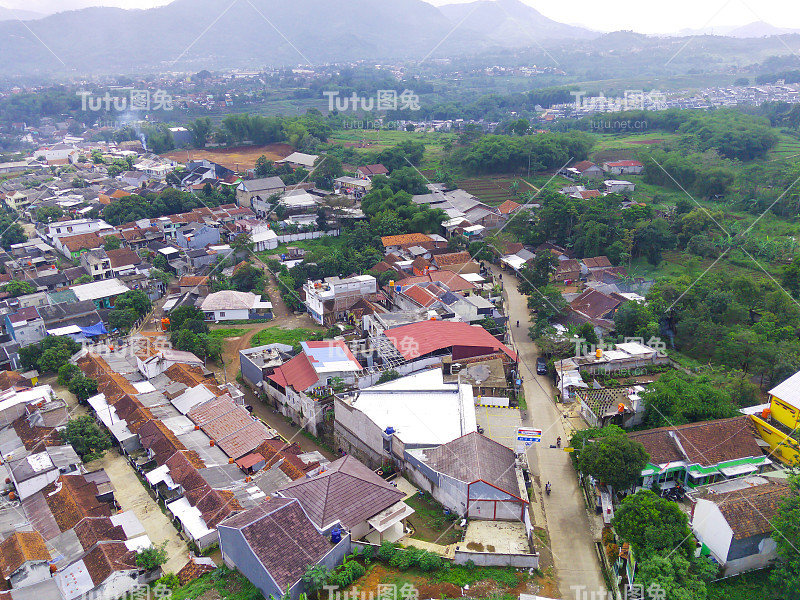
[62,415,110,461]
[19,336,81,373]
[577,433,650,491]
[640,371,739,427]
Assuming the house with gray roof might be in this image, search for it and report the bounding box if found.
[218,496,349,600]
[405,432,529,522]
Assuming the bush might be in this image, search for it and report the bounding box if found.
[377,541,397,562]
[156,573,180,590]
[135,542,168,570]
[418,551,443,572]
[361,545,374,563]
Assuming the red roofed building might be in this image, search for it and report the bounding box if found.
[384,320,517,363]
[266,340,362,437]
[603,160,644,175]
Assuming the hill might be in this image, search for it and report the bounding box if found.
[438,0,598,44]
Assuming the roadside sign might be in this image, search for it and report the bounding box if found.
[563,447,575,452]
[516,427,542,445]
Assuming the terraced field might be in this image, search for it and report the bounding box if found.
[457,176,525,206]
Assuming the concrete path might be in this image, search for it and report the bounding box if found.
[495,266,606,599]
[90,452,189,574]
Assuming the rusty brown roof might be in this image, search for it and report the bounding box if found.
[0,532,51,579]
[627,416,762,467]
[714,482,792,539]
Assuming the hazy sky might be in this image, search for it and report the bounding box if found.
[1,0,800,34]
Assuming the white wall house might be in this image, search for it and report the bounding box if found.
[200,290,272,322]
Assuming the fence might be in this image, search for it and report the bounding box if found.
[453,549,539,568]
[276,229,340,243]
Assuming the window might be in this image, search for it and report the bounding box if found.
[219,312,225,317]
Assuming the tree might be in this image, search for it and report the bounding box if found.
[634,218,676,265]
[254,156,277,178]
[104,236,121,251]
[69,375,98,402]
[578,322,598,346]
[4,279,36,297]
[36,206,63,223]
[1,224,26,249]
[641,372,737,428]
[577,434,649,492]
[312,155,343,190]
[62,415,110,461]
[231,263,264,293]
[169,305,207,332]
[109,308,138,333]
[75,274,93,284]
[377,370,401,384]
[150,268,171,288]
[231,232,255,258]
[186,117,213,148]
[135,542,169,571]
[612,490,694,558]
[152,253,169,271]
[57,363,82,386]
[771,471,800,596]
[636,553,717,600]
[115,290,151,317]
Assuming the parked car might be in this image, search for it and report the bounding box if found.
[536,357,547,375]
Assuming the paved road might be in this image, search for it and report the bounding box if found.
[496,266,606,599]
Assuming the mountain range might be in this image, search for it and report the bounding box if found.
[0,0,796,74]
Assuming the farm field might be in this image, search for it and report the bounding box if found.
[457,176,527,206]
[328,129,455,169]
[162,143,293,171]
[767,133,800,162]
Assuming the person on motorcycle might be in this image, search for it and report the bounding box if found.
[545,482,551,495]
[516,320,520,327]
[556,436,561,448]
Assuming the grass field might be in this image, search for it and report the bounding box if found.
[249,326,322,349]
[163,143,293,172]
[207,328,252,339]
[327,129,455,170]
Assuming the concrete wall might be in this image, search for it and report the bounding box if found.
[453,550,538,568]
[692,499,733,565]
[334,398,387,468]
[219,526,282,600]
[276,230,340,244]
[723,535,778,576]
[239,351,264,389]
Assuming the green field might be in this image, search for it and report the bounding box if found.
[249,326,323,349]
[327,129,455,169]
[207,328,252,339]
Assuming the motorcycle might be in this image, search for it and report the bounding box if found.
[545,482,551,496]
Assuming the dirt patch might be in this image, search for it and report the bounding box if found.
[346,564,462,599]
[626,139,664,145]
[466,541,484,551]
[162,143,294,171]
[195,589,221,600]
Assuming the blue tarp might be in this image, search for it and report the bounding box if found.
[80,322,108,337]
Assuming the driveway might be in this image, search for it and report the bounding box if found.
[475,405,522,450]
[494,266,606,599]
[89,452,189,574]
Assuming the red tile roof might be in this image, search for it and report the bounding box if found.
[627,416,762,467]
[279,455,406,529]
[268,353,319,392]
[433,251,472,267]
[380,233,433,248]
[219,497,332,591]
[401,284,439,308]
[0,532,50,579]
[385,320,517,361]
[497,200,522,215]
[715,482,792,539]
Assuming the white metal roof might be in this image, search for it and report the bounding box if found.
[71,278,130,302]
[350,370,477,447]
[769,370,800,409]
